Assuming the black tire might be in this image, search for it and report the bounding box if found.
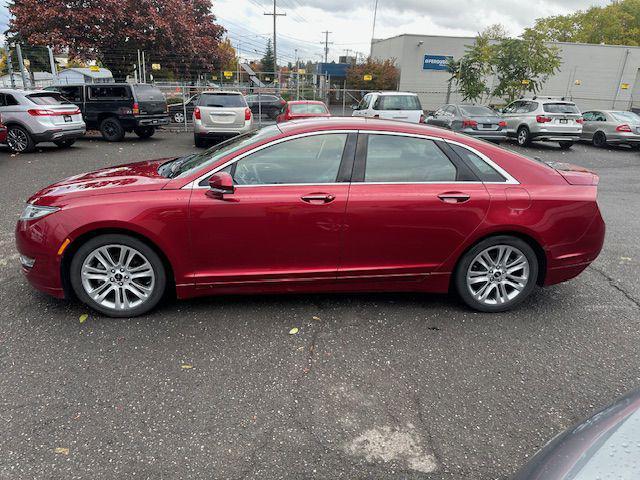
[592,131,606,148]
[69,234,167,318]
[134,126,155,139]
[6,125,36,153]
[559,141,573,150]
[194,134,207,148]
[53,139,76,148]
[100,117,125,142]
[454,235,539,313]
[516,126,531,147]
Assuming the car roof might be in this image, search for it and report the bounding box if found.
[201,90,242,95]
[277,116,459,139]
[372,91,418,96]
[287,100,326,105]
[0,88,52,95]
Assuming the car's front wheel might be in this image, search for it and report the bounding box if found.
[6,125,35,153]
[455,236,539,312]
[70,234,166,317]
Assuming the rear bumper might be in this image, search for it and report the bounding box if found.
[530,132,581,142]
[194,120,254,136]
[32,128,86,142]
[463,130,507,141]
[135,115,170,127]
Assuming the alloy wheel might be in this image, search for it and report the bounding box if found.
[7,128,28,152]
[517,129,528,146]
[466,245,530,306]
[174,112,185,123]
[80,244,155,311]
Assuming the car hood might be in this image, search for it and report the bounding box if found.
[29,158,172,206]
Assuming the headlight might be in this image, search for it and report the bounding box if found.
[19,204,60,221]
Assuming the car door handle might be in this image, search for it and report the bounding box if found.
[438,192,470,204]
[301,194,335,204]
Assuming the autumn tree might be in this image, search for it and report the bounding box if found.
[8,0,233,81]
[346,58,399,91]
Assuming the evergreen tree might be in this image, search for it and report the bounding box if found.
[261,39,275,74]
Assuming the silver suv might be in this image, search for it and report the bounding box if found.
[193,91,254,147]
[0,88,86,153]
[502,97,582,149]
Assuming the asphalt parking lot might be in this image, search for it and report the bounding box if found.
[1,131,639,479]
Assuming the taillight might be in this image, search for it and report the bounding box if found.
[616,124,633,132]
[498,120,507,127]
[245,107,252,121]
[462,119,478,128]
[420,114,426,124]
[194,107,201,120]
[536,115,552,123]
[576,117,584,124]
[132,102,140,115]
[27,108,81,116]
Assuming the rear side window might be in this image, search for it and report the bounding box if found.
[450,144,505,182]
[89,85,131,100]
[27,93,69,105]
[364,135,456,182]
[290,103,328,114]
[199,93,246,108]
[378,95,422,111]
[0,93,19,106]
[132,84,164,101]
[543,103,579,114]
[57,86,82,103]
[611,111,640,123]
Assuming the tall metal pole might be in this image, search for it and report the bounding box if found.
[47,46,57,83]
[371,0,379,55]
[15,44,29,89]
[4,44,16,89]
[142,51,147,83]
[295,48,300,100]
[264,1,285,92]
[321,31,332,63]
[137,50,142,83]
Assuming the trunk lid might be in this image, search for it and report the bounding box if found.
[548,162,599,186]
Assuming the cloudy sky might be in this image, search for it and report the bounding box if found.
[1,0,611,63]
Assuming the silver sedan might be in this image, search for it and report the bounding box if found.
[581,110,640,148]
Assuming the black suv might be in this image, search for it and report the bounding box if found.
[46,83,169,141]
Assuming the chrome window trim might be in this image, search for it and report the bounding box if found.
[183,128,519,189]
[183,130,354,189]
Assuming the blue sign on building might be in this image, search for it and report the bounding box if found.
[423,55,453,71]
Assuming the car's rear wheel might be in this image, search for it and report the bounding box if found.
[100,118,125,142]
[559,141,574,150]
[455,236,539,312]
[173,112,185,123]
[194,134,207,148]
[134,126,155,139]
[53,139,76,148]
[592,131,607,148]
[6,125,35,153]
[70,234,166,317]
[516,126,531,147]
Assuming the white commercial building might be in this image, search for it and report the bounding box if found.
[371,34,640,112]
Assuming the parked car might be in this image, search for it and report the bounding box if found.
[581,110,640,148]
[0,113,7,144]
[276,100,330,123]
[514,389,640,479]
[245,94,286,119]
[46,83,169,142]
[352,91,425,124]
[0,88,85,153]
[501,97,583,149]
[427,104,507,143]
[193,90,254,147]
[15,117,604,317]
[168,94,199,123]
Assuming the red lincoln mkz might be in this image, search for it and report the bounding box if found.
[15,118,605,317]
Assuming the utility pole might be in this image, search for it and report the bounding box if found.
[47,46,57,83]
[141,51,147,83]
[137,50,142,83]
[264,0,286,90]
[320,31,333,63]
[236,40,242,89]
[4,44,16,89]
[371,0,379,52]
[15,44,29,89]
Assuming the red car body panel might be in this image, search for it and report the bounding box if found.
[0,117,7,143]
[15,118,605,304]
[276,101,331,123]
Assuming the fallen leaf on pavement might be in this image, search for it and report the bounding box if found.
[54,447,69,455]
[289,327,299,335]
[79,314,88,324]
[181,364,193,369]
[312,316,321,321]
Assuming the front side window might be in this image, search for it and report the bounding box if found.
[364,135,457,183]
[231,133,348,185]
[358,95,371,110]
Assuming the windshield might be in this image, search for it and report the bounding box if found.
[611,111,640,123]
[379,95,422,111]
[161,125,280,178]
[27,93,70,105]
[543,103,580,114]
[460,105,495,116]
[199,93,246,108]
[290,103,328,114]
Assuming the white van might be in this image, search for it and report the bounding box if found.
[352,91,425,124]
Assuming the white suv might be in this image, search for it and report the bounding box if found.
[352,92,425,124]
[502,97,583,149]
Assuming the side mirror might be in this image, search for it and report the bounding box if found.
[208,172,235,198]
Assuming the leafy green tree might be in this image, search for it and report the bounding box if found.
[261,38,275,73]
[447,33,494,102]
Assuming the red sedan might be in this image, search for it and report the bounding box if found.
[276,100,330,123]
[15,118,605,317]
[0,114,7,143]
